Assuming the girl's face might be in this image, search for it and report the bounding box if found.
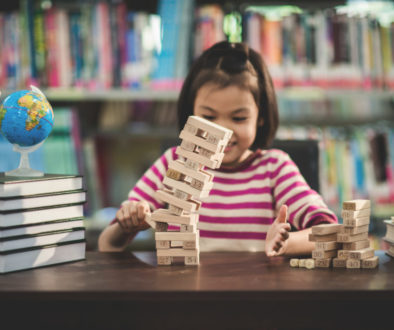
[193,83,261,167]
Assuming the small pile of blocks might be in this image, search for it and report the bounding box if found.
[337,199,378,269]
[145,116,232,266]
[309,223,343,268]
[290,199,378,269]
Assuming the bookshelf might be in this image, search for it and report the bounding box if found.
[0,0,393,250]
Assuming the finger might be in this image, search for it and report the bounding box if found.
[277,205,288,223]
[137,203,148,221]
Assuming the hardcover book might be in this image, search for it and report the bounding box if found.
[0,240,86,273]
[0,173,83,197]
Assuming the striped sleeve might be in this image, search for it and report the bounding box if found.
[270,150,337,229]
[126,147,177,211]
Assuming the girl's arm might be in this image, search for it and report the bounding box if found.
[98,221,138,252]
[98,201,150,252]
[98,148,175,252]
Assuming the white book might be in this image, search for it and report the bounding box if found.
[0,218,84,238]
[0,190,86,212]
[0,203,84,227]
[0,173,83,198]
[0,228,85,252]
[0,240,86,273]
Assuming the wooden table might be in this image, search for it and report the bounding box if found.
[1,250,393,329]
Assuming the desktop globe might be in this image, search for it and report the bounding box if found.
[0,86,54,177]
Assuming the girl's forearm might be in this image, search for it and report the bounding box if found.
[98,222,137,252]
[284,227,315,257]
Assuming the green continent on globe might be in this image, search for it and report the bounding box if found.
[18,92,53,131]
[0,104,6,127]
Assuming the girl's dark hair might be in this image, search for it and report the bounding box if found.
[177,41,279,149]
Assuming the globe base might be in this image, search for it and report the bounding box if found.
[6,167,44,177]
[5,142,44,177]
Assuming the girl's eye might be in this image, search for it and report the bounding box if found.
[233,117,247,122]
[202,115,215,121]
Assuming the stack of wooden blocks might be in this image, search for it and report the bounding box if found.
[336,199,378,269]
[145,116,232,266]
[309,223,343,268]
[292,199,379,270]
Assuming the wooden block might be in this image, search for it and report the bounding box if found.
[311,223,343,235]
[337,250,349,260]
[169,160,213,183]
[342,216,370,227]
[179,130,226,153]
[337,231,368,243]
[151,209,198,225]
[174,189,191,200]
[154,190,201,213]
[187,115,233,139]
[157,248,199,258]
[312,249,337,259]
[144,213,156,230]
[183,240,198,249]
[341,208,371,220]
[342,199,370,211]
[361,255,379,269]
[190,178,205,190]
[348,247,375,260]
[168,204,185,216]
[176,146,219,169]
[155,231,198,242]
[333,258,347,268]
[298,259,306,268]
[185,255,199,266]
[156,240,170,249]
[180,224,196,232]
[163,176,212,199]
[342,239,370,250]
[155,221,168,232]
[166,168,185,181]
[184,159,203,171]
[157,256,172,265]
[315,241,340,251]
[346,259,361,269]
[305,259,315,269]
[183,123,198,135]
[309,233,338,242]
[341,225,369,235]
[180,139,196,152]
[315,258,332,268]
[290,259,299,267]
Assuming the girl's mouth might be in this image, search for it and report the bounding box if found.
[224,141,236,152]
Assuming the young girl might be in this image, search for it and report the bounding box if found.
[98,41,337,256]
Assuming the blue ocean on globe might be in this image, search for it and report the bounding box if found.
[0,89,54,147]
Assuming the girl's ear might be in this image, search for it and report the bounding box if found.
[258,117,264,127]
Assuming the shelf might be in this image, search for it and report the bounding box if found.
[42,88,180,102]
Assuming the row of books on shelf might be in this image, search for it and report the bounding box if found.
[1,0,393,91]
[0,173,86,273]
[277,125,394,217]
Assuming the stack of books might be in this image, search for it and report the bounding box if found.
[0,173,86,273]
[383,216,394,257]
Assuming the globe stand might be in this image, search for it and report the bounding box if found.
[5,142,45,177]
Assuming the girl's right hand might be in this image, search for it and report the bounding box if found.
[115,200,151,233]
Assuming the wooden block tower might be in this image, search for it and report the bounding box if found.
[337,199,378,269]
[309,223,343,268]
[145,116,232,266]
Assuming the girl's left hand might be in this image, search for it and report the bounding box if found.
[265,205,291,257]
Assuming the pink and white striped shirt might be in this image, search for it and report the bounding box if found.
[127,147,337,252]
